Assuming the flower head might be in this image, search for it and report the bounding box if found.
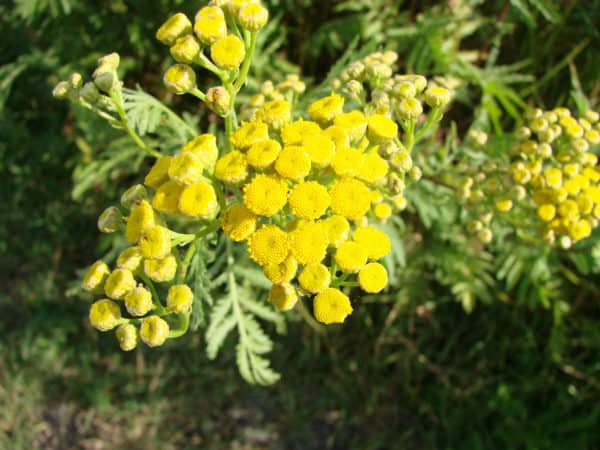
[248,225,289,266]
[140,316,170,347]
[243,174,288,216]
[167,284,194,313]
[90,299,122,331]
[221,204,257,241]
[313,288,353,324]
[178,182,219,218]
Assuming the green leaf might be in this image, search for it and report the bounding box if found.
[205,295,234,360]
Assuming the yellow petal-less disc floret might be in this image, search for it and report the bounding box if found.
[139,225,172,260]
[124,286,154,317]
[230,121,270,150]
[268,282,298,311]
[335,241,368,273]
[358,262,388,293]
[140,316,170,347]
[298,263,331,294]
[329,178,372,220]
[495,198,513,212]
[544,167,562,188]
[243,174,288,216]
[156,12,192,46]
[302,133,336,168]
[313,288,353,324]
[246,139,281,169]
[263,255,298,284]
[182,134,219,169]
[104,268,136,300]
[144,156,173,189]
[211,35,246,70]
[358,151,389,184]
[152,180,184,214]
[374,202,392,221]
[275,145,311,180]
[424,86,451,108]
[289,221,329,265]
[163,64,197,95]
[331,147,364,177]
[353,226,391,260]
[144,255,177,283]
[168,152,205,186]
[281,119,322,145]
[324,125,350,149]
[178,181,219,218]
[569,219,592,241]
[322,215,350,247]
[194,6,227,45]
[237,2,269,31]
[116,323,138,351]
[90,299,122,331]
[215,150,248,184]
[367,114,398,144]
[248,225,289,266]
[117,246,143,272]
[307,93,344,123]
[170,35,202,65]
[82,260,110,292]
[288,181,331,220]
[221,204,257,241]
[125,199,156,243]
[333,110,368,141]
[167,284,193,313]
[256,99,292,130]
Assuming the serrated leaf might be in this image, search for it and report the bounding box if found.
[206,315,237,360]
[240,298,286,335]
[243,315,274,355]
[236,344,280,386]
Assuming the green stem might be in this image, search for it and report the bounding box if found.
[414,108,443,142]
[226,239,248,345]
[234,32,257,92]
[109,91,162,159]
[190,87,207,102]
[195,52,227,79]
[404,119,416,152]
[224,113,235,151]
[139,272,169,315]
[168,313,190,338]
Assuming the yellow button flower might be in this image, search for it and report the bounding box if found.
[82,260,110,292]
[221,204,257,241]
[144,255,177,283]
[104,268,136,300]
[569,219,591,241]
[163,64,197,95]
[288,181,331,220]
[194,6,227,45]
[424,86,451,108]
[89,299,122,331]
[248,225,289,266]
[140,316,170,347]
[256,99,292,130]
[156,12,192,46]
[358,151,388,184]
[313,288,353,324]
[335,241,368,273]
[358,262,388,293]
[322,215,350,247]
[243,174,288,216]
[353,226,391,259]
[144,156,173,189]
[170,35,201,64]
[230,121,270,150]
[117,246,143,272]
[289,221,329,265]
[298,263,331,294]
[268,282,298,311]
[495,198,513,212]
[558,199,579,221]
[264,255,298,284]
[307,93,344,123]
[302,134,336,168]
[124,286,154,317]
[331,147,363,177]
[246,139,281,169]
[116,323,137,351]
[139,225,172,260]
[374,202,392,221]
[152,180,184,214]
[281,119,322,145]
[178,181,219,218]
[367,114,398,143]
[323,125,350,151]
[275,145,311,180]
[237,2,269,32]
[167,284,193,313]
[333,110,367,141]
[538,204,556,222]
[543,167,562,188]
[215,150,248,184]
[168,151,205,185]
[182,134,219,169]
[211,35,246,70]
[329,178,372,220]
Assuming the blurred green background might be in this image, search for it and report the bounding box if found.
[2,0,600,449]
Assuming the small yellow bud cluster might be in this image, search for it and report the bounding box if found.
[457,106,600,247]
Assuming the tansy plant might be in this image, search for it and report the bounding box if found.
[54,0,451,385]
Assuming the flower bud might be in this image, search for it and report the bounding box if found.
[116,323,137,351]
[170,35,202,64]
[408,166,422,181]
[80,82,102,104]
[82,260,110,292]
[144,255,177,283]
[424,86,451,108]
[52,81,70,99]
[396,97,423,120]
[237,3,269,31]
[163,64,197,95]
[68,72,83,90]
[167,284,194,313]
[104,268,136,300]
[393,81,416,99]
[477,228,493,244]
[205,86,232,116]
[388,172,406,194]
[226,0,260,15]
[140,316,170,347]
[98,52,120,70]
[125,286,154,316]
[194,6,227,45]
[210,35,246,70]
[515,126,531,140]
[390,150,413,172]
[117,246,143,272]
[156,13,193,46]
[168,151,205,185]
[90,299,122,332]
[120,184,148,209]
[366,63,392,81]
[98,206,124,233]
[139,225,172,260]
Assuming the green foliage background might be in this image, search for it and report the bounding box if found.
[1,0,600,448]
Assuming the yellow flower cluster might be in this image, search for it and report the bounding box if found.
[214,92,412,325]
[458,107,600,248]
[239,76,307,122]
